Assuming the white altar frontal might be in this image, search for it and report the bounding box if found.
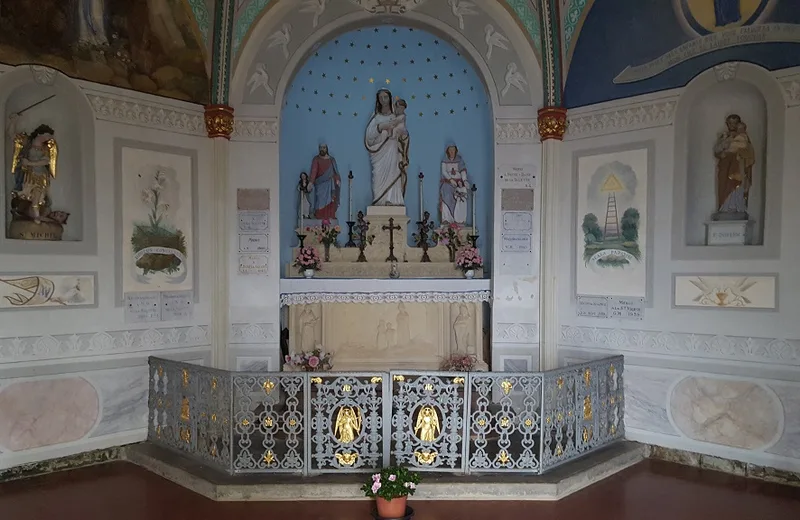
[282,279,490,371]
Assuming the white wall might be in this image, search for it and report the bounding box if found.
[0,67,213,469]
[558,64,800,472]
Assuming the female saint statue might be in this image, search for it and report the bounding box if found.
[365,89,408,206]
[440,145,468,224]
[713,114,755,220]
[77,0,109,47]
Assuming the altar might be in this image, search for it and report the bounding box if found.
[281,279,490,371]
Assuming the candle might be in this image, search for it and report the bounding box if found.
[471,184,477,236]
[348,170,354,221]
[299,186,303,231]
[418,171,424,221]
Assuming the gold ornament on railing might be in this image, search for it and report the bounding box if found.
[335,452,358,466]
[414,406,440,442]
[334,406,362,444]
[414,450,437,465]
[537,106,568,141]
[204,104,234,139]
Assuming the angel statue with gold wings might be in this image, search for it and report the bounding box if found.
[414,406,440,442]
[334,406,362,445]
[11,123,58,225]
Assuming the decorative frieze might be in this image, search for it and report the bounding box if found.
[229,322,278,343]
[86,93,205,136]
[494,120,538,144]
[566,99,677,139]
[0,326,209,362]
[494,322,539,343]
[560,325,800,365]
[281,291,492,306]
[232,118,279,142]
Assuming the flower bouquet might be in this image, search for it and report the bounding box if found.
[440,353,478,372]
[308,218,341,261]
[294,246,321,277]
[361,466,421,519]
[284,346,332,372]
[432,221,463,262]
[455,246,483,278]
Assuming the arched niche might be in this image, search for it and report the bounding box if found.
[671,62,784,260]
[229,1,543,274]
[0,66,96,254]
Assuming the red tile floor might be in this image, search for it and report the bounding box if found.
[0,459,798,520]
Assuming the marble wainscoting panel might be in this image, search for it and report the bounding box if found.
[0,378,99,451]
[669,377,782,450]
[624,368,679,436]
[766,383,800,459]
[0,446,124,482]
[87,367,149,438]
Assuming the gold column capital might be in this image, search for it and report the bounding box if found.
[204,104,235,140]
[537,106,568,142]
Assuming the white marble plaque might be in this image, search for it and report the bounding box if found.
[501,234,532,253]
[125,292,161,323]
[161,290,194,321]
[0,273,96,310]
[609,297,644,320]
[238,233,270,253]
[705,221,749,245]
[499,253,533,276]
[237,188,270,211]
[576,295,609,318]
[499,165,536,188]
[502,211,533,232]
[239,211,270,232]
[239,254,269,275]
[501,189,535,212]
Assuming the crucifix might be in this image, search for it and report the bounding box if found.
[382,217,401,262]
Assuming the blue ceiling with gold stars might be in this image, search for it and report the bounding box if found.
[279,25,493,269]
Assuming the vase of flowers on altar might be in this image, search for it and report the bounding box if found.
[440,353,478,372]
[455,246,482,279]
[284,346,333,372]
[294,246,321,277]
[362,466,421,520]
[308,219,341,262]
[432,221,463,263]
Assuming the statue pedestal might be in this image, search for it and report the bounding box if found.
[705,220,751,246]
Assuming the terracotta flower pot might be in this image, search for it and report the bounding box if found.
[376,496,408,519]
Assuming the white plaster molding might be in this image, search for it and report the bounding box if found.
[778,73,800,107]
[494,120,538,144]
[0,326,209,362]
[85,91,205,136]
[29,65,57,85]
[494,323,539,343]
[281,291,492,306]
[232,117,279,142]
[560,325,800,366]
[348,0,428,14]
[229,323,278,343]
[714,62,739,82]
[566,98,678,139]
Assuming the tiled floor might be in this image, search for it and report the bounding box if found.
[0,460,798,520]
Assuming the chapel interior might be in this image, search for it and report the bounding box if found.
[0,1,799,519]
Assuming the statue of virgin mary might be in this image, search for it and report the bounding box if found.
[365,89,406,206]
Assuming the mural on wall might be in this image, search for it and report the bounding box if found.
[576,147,648,298]
[278,25,492,269]
[0,273,95,310]
[121,147,193,293]
[565,0,800,106]
[0,0,209,104]
[673,275,777,309]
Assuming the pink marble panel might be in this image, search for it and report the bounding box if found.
[0,378,99,451]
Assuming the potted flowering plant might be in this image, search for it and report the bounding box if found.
[308,218,341,261]
[284,346,332,372]
[294,246,321,277]
[440,353,477,372]
[361,466,421,519]
[455,246,483,279]
[432,221,463,262]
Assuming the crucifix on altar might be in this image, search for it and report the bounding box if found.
[382,217,401,262]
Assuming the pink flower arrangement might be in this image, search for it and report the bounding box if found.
[361,466,421,500]
[432,221,463,249]
[310,219,341,246]
[440,353,478,372]
[284,346,333,372]
[293,246,321,273]
[455,246,483,271]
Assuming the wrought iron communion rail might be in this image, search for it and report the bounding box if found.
[147,356,624,475]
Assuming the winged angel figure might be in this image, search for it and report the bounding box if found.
[10,123,59,225]
[414,406,440,442]
[689,277,757,307]
[334,406,362,444]
[300,0,326,28]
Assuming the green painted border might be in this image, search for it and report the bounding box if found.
[187,0,213,44]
